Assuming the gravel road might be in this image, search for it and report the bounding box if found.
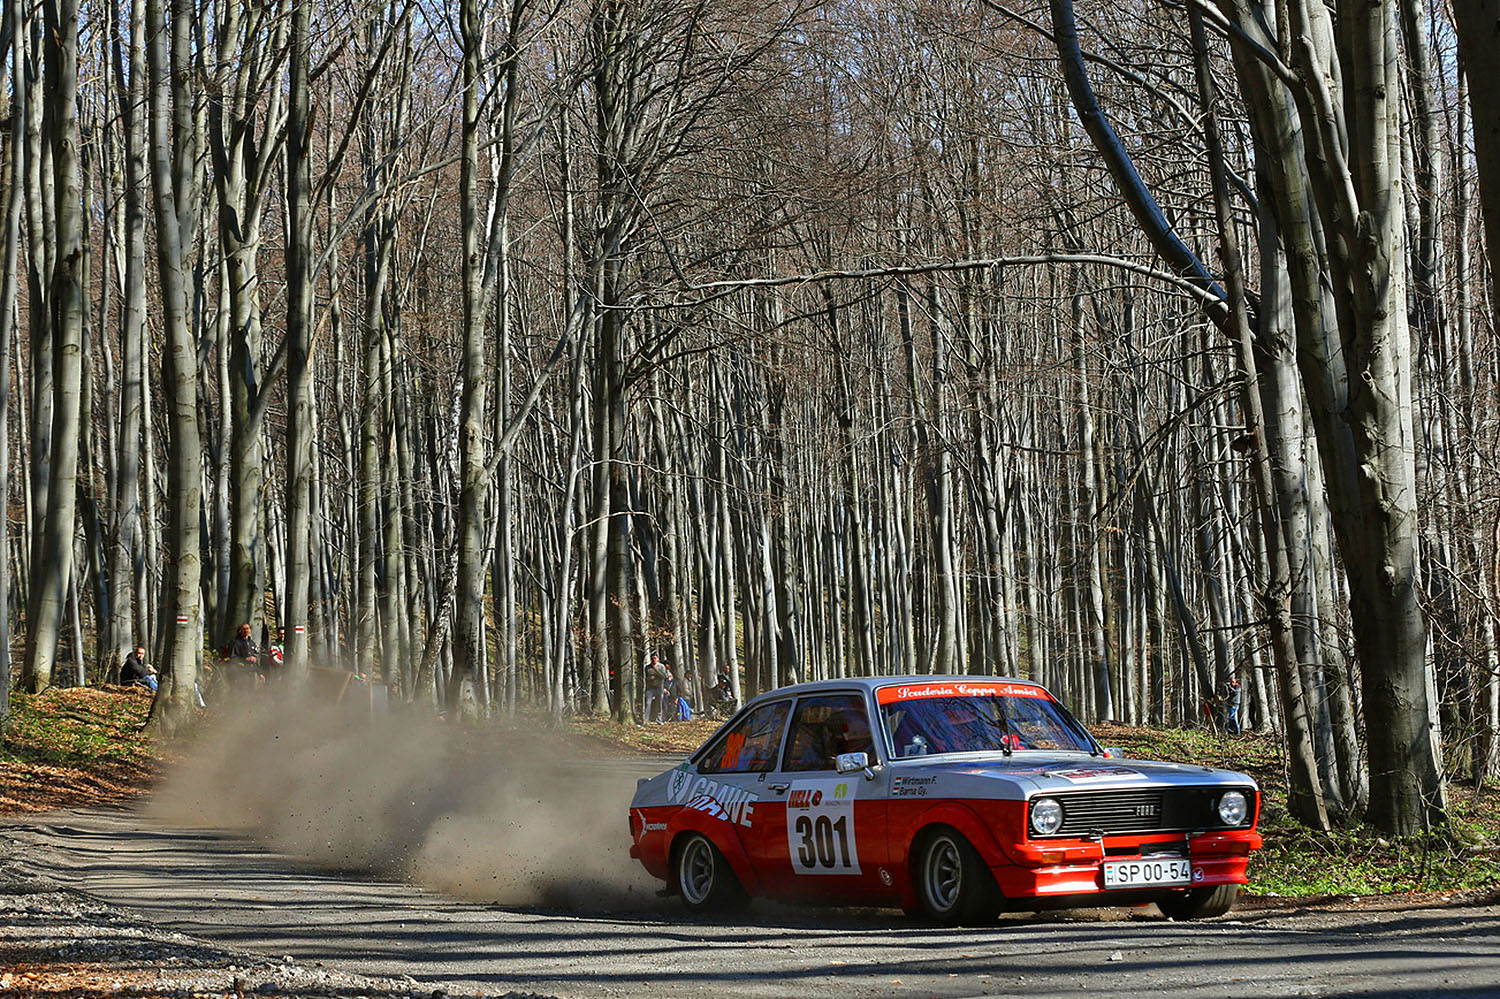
[3,804,1499,999]
[0,856,531,998]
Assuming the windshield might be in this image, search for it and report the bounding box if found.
[877,681,1095,757]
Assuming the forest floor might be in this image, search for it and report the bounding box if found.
[2,687,1498,998]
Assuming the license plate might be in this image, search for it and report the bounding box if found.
[1102,857,1191,889]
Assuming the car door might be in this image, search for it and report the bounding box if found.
[684,697,793,887]
[762,691,891,900]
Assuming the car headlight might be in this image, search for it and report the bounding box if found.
[1030,797,1063,836]
[1218,790,1248,826]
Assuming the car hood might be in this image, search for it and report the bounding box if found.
[887,752,1257,800]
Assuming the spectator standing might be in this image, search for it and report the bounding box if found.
[1223,677,1243,735]
[121,645,157,692]
[229,623,259,661]
[644,653,669,723]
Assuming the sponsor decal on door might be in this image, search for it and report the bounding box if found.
[671,771,759,828]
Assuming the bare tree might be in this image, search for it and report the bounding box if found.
[143,0,206,733]
[0,0,26,720]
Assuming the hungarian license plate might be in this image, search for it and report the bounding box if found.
[1102,857,1191,889]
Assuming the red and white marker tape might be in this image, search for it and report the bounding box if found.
[175,616,189,626]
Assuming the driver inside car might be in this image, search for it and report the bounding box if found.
[786,705,838,770]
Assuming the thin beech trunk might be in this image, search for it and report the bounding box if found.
[450,0,489,715]
[283,0,313,680]
[21,0,85,694]
[0,0,23,719]
[144,0,204,733]
[1189,8,1329,827]
[106,0,147,677]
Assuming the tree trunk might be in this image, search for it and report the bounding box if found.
[0,0,25,720]
[20,0,85,695]
[106,0,147,680]
[1451,0,1500,339]
[1072,289,1113,718]
[449,0,489,716]
[283,0,313,681]
[143,0,204,734]
[1189,7,1329,827]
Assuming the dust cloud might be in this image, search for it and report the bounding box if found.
[150,697,669,913]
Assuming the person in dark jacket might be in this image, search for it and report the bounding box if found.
[121,645,157,692]
[228,623,266,687]
[228,623,260,661]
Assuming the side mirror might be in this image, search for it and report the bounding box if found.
[835,752,868,773]
[836,752,879,779]
[1102,747,1124,759]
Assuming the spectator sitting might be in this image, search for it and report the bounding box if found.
[666,670,692,722]
[228,623,265,686]
[121,645,157,692]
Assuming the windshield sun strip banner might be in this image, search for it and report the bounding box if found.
[876,681,1048,705]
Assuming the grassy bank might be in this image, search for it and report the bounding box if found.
[0,686,159,813]
[1090,722,1500,899]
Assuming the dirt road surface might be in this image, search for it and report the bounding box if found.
[4,801,1499,999]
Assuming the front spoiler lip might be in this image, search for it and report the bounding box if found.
[1008,828,1263,867]
[996,860,1253,898]
[996,829,1259,898]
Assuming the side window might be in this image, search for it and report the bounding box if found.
[782,694,875,772]
[698,700,791,774]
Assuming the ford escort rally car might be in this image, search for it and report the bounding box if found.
[628,676,1261,923]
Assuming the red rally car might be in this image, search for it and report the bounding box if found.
[628,676,1261,923]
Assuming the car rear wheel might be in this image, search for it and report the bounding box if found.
[674,834,745,913]
[913,828,998,925]
[1157,884,1239,919]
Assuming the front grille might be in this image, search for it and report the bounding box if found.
[1036,786,1255,838]
[1056,789,1164,835]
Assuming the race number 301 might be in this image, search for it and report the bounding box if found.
[786,778,861,875]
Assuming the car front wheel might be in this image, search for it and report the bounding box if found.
[1157,883,1239,919]
[913,828,999,925]
[674,833,745,913]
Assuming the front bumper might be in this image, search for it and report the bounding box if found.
[994,829,1261,898]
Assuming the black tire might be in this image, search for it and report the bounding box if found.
[673,834,746,913]
[912,828,999,926]
[1156,884,1239,920]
